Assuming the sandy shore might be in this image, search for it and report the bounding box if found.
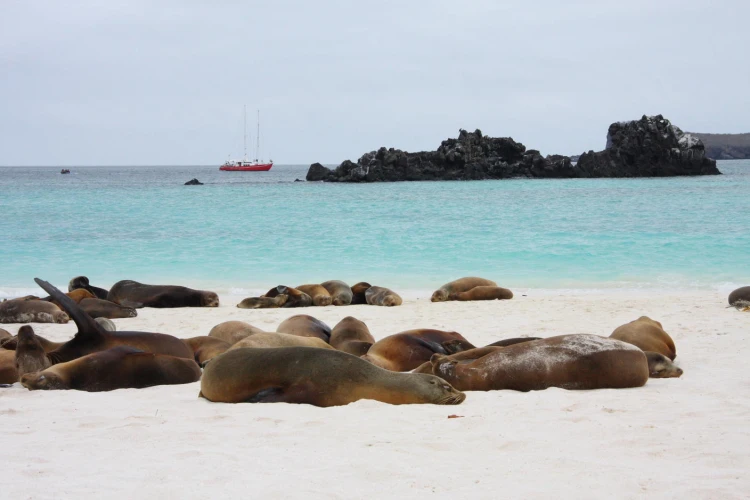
[1,291,748,498]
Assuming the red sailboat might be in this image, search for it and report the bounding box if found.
[220,107,273,172]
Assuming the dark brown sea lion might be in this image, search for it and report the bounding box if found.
[449,286,513,301]
[351,282,371,305]
[645,351,683,378]
[237,295,288,309]
[430,334,648,392]
[199,347,466,407]
[228,332,334,351]
[295,285,333,307]
[610,316,677,360]
[107,280,219,308]
[362,329,475,372]
[262,286,313,308]
[0,298,69,324]
[276,314,331,341]
[182,336,232,366]
[486,337,543,347]
[68,276,109,300]
[321,280,353,306]
[728,286,750,310]
[20,346,201,392]
[329,316,375,356]
[431,277,498,302]
[79,298,137,319]
[14,325,52,378]
[365,286,403,307]
[208,320,265,345]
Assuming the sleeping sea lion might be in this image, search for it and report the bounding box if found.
[431,277,498,302]
[0,350,17,384]
[227,332,334,351]
[68,276,109,300]
[276,314,331,341]
[610,316,677,360]
[295,285,333,307]
[728,286,750,310]
[0,328,10,341]
[107,280,219,308]
[42,288,95,307]
[362,329,475,372]
[79,298,137,319]
[237,295,288,309]
[182,336,232,366]
[329,316,375,356]
[321,280,353,306]
[351,282,371,305]
[365,286,402,307]
[645,351,683,378]
[208,320,265,345]
[449,286,513,301]
[412,345,507,374]
[20,346,201,392]
[199,347,466,407]
[0,297,69,324]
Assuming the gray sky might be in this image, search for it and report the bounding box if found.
[1,0,748,166]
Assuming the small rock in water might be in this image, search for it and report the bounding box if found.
[184,178,203,185]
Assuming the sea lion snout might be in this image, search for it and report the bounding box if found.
[53,311,70,323]
[431,290,448,302]
[204,294,220,307]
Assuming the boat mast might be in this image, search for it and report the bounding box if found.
[243,105,247,162]
[255,109,260,162]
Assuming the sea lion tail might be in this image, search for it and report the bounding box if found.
[34,278,104,339]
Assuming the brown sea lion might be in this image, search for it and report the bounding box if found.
[20,346,201,392]
[486,337,543,347]
[0,328,10,341]
[449,286,513,301]
[728,286,750,310]
[0,297,69,324]
[321,280,353,306]
[430,334,649,392]
[182,336,232,366]
[208,320,265,345]
[199,347,466,407]
[107,280,219,308]
[14,325,52,378]
[237,295,288,309]
[329,316,375,356]
[362,329,475,372]
[412,346,507,374]
[645,351,683,378]
[228,332,335,351]
[276,315,331,341]
[68,276,109,300]
[365,286,402,307]
[351,282,372,305]
[79,298,137,319]
[295,285,333,307]
[43,288,96,307]
[0,332,64,352]
[431,277,498,302]
[262,286,313,308]
[0,349,18,384]
[610,316,677,360]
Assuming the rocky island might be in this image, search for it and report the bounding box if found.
[306,115,720,182]
[690,132,750,160]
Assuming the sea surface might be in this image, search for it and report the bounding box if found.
[1,161,748,297]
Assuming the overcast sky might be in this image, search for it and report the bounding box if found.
[1,0,748,166]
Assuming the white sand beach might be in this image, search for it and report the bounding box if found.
[1,291,748,499]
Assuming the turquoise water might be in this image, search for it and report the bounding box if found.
[1,161,748,296]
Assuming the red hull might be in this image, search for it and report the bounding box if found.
[219,163,273,172]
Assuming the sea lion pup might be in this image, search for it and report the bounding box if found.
[182,336,232,366]
[645,351,683,378]
[295,285,333,307]
[79,298,137,319]
[430,334,649,392]
[32,278,194,363]
[95,317,117,332]
[228,332,335,351]
[208,320,265,345]
[486,337,542,347]
[350,282,372,305]
[362,329,475,372]
[68,276,109,300]
[237,295,288,309]
[728,286,750,310]
[42,288,96,307]
[365,286,403,307]
[199,347,466,407]
[277,314,332,341]
[0,297,69,324]
[610,316,677,360]
[321,280,353,306]
[14,325,52,378]
[449,286,513,301]
[431,277,498,302]
[412,346,507,374]
[20,346,201,392]
[107,280,219,308]
[329,316,375,356]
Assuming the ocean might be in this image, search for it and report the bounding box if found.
[1,161,748,298]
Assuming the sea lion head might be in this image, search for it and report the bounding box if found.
[317,296,333,307]
[202,292,220,308]
[68,276,90,293]
[645,352,683,378]
[412,373,466,405]
[53,310,70,324]
[381,295,401,307]
[20,371,66,390]
[15,325,51,377]
[431,289,449,302]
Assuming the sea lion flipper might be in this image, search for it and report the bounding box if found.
[34,278,103,338]
[414,338,448,355]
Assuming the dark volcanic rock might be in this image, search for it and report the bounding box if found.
[306,115,720,182]
[184,178,203,185]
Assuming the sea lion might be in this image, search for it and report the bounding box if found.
[0,297,69,324]
[79,298,137,319]
[208,320,265,345]
[645,351,683,378]
[329,316,375,356]
[365,286,402,307]
[362,329,475,372]
[728,286,750,310]
[0,328,10,341]
[321,280,353,306]
[95,317,117,332]
[295,284,333,307]
[68,276,109,300]
[0,349,18,384]
[14,325,52,378]
[0,332,64,352]
[486,337,542,347]
[431,277,498,302]
[412,345,507,374]
[43,288,96,307]
[20,346,201,392]
[449,286,513,301]
[107,280,219,308]
[182,336,232,366]
[237,295,288,309]
[199,347,466,407]
[610,316,676,360]
[227,332,335,351]
[430,334,649,392]
[262,286,313,308]
[276,314,331,341]
[351,282,371,305]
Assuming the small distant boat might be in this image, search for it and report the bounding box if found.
[220,107,273,172]
[60,169,70,174]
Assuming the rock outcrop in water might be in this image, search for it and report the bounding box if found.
[306,115,720,182]
[184,178,203,185]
